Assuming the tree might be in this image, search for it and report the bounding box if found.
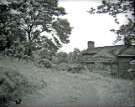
[88,0,134,46]
[68,48,81,64]
[111,18,135,46]
[0,2,18,51]
[56,52,68,63]
[0,0,72,56]
[39,48,54,61]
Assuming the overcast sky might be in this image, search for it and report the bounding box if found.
[58,0,126,53]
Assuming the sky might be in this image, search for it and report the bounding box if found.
[58,0,127,53]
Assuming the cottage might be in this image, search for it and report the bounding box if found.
[117,46,135,78]
[81,41,135,78]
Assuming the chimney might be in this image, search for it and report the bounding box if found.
[88,41,95,49]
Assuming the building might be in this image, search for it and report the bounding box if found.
[117,46,135,78]
[80,41,135,78]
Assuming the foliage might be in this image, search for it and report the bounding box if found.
[0,0,72,56]
[0,66,36,106]
[39,48,54,61]
[53,48,81,66]
[55,52,68,63]
[0,2,26,52]
[89,0,134,17]
[67,64,85,73]
[53,62,86,73]
[111,18,135,46]
[38,58,52,68]
[68,48,81,64]
[56,62,70,71]
[89,0,134,46]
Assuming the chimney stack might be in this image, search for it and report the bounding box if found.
[88,41,95,49]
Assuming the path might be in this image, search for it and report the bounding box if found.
[12,71,135,107]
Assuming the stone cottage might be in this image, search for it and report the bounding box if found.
[80,41,135,78]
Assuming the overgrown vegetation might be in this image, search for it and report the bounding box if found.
[50,48,86,73]
[0,1,72,106]
[0,0,134,106]
[38,58,52,68]
[0,66,37,107]
[0,0,72,59]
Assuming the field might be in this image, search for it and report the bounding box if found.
[0,56,135,107]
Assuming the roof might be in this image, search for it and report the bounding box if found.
[81,48,117,63]
[93,50,115,59]
[82,45,124,56]
[118,46,135,57]
[81,43,135,63]
[81,45,135,63]
[93,49,117,62]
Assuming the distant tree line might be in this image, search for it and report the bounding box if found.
[52,48,81,64]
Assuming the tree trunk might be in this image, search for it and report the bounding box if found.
[27,31,32,56]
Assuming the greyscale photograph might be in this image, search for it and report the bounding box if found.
[0,0,135,107]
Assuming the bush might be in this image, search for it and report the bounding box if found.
[39,49,53,61]
[38,59,52,68]
[0,66,36,107]
[57,63,70,71]
[67,64,86,73]
[55,52,68,64]
[53,63,87,73]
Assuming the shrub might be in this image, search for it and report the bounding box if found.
[0,66,36,107]
[67,64,86,73]
[38,59,52,68]
[55,52,68,64]
[57,63,70,71]
[39,49,53,61]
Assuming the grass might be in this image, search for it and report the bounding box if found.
[0,55,135,107]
